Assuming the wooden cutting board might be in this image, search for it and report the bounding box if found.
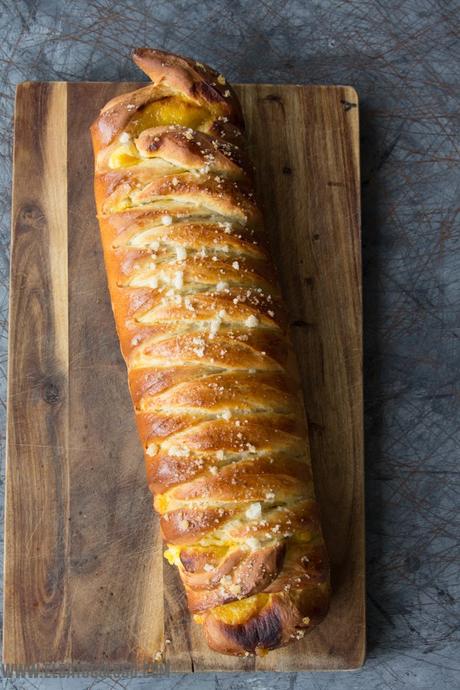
[4,81,364,675]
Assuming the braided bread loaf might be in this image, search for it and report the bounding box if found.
[91,48,330,657]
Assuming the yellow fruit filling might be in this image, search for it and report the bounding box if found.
[212,593,270,625]
[108,142,140,168]
[130,96,211,135]
[154,493,169,514]
[107,95,215,171]
[163,542,232,567]
[163,544,182,566]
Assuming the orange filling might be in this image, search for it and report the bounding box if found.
[108,142,140,168]
[130,96,211,135]
[211,593,270,625]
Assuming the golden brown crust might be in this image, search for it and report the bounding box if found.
[132,48,244,126]
[91,48,329,656]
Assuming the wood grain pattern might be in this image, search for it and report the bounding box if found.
[3,81,363,674]
[4,82,71,670]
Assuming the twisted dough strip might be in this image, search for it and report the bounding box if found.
[91,48,329,656]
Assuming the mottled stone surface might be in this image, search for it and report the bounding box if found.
[0,1,459,688]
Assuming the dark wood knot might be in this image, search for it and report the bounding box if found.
[340,99,357,112]
[290,319,314,330]
[17,203,45,233]
[42,380,61,405]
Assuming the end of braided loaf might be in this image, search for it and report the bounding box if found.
[132,48,243,125]
[91,48,330,656]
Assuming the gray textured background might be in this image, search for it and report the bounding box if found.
[0,0,459,688]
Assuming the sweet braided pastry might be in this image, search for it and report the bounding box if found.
[91,48,329,656]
